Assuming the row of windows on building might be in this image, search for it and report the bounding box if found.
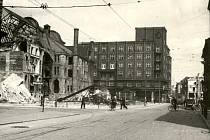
[94,71,161,79]
[95,53,152,60]
[99,62,156,69]
[94,44,157,53]
[54,66,73,77]
[99,81,165,87]
[54,55,73,65]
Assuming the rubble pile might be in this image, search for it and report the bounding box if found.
[0,73,34,103]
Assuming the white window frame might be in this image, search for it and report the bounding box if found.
[136,54,142,59]
[145,54,151,59]
[110,64,115,69]
[146,45,152,51]
[146,63,151,68]
[118,63,123,68]
[128,63,133,68]
[137,63,142,68]
[101,64,106,69]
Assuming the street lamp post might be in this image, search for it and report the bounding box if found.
[159,86,160,104]
[144,89,146,106]
[144,74,149,106]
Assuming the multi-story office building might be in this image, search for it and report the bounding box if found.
[79,27,171,102]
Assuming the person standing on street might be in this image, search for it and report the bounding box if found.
[81,96,86,109]
[120,97,128,109]
[171,97,177,111]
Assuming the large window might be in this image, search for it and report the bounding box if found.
[118,55,124,60]
[128,63,133,68]
[145,54,151,59]
[118,71,123,77]
[156,64,160,70]
[101,55,106,60]
[101,64,106,69]
[127,71,133,77]
[146,63,151,68]
[146,45,152,51]
[118,46,124,52]
[68,57,73,65]
[137,71,142,77]
[127,54,133,60]
[118,63,123,68]
[136,63,142,68]
[102,46,106,52]
[110,47,115,52]
[110,64,115,69]
[128,45,133,52]
[136,54,143,59]
[136,45,143,51]
[156,47,160,53]
[54,79,59,93]
[56,55,60,62]
[54,66,60,75]
[94,47,98,52]
[146,70,151,77]
[93,72,97,77]
[110,55,115,60]
[68,69,72,77]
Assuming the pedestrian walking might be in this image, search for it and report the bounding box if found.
[110,96,117,111]
[81,96,86,109]
[120,97,128,109]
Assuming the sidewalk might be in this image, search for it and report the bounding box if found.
[199,110,210,131]
[0,107,80,125]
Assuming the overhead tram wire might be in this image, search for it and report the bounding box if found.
[108,1,141,6]
[2,4,109,9]
[101,0,135,31]
[28,0,97,41]
[3,1,142,9]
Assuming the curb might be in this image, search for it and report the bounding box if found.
[199,113,210,131]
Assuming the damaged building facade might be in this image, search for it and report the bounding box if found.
[0,8,93,101]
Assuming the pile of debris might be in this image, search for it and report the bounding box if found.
[0,73,34,103]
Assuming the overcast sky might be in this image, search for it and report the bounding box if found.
[3,0,209,85]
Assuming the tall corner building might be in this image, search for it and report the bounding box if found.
[79,27,171,102]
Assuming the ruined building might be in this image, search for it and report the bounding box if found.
[0,8,93,101]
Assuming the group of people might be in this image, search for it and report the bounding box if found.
[80,96,128,110]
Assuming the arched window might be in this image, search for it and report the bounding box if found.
[54,79,60,93]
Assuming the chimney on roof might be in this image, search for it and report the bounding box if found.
[44,24,50,35]
[74,28,79,55]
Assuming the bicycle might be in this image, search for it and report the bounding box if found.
[168,104,178,111]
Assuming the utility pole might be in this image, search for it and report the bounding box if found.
[0,0,3,45]
[159,80,161,104]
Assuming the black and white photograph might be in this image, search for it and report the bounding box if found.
[0,0,210,139]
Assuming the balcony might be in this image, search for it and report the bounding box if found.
[155,67,161,71]
[155,58,161,62]
[155,48,161,54]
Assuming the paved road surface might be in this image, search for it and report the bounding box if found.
[0,104,209,140]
